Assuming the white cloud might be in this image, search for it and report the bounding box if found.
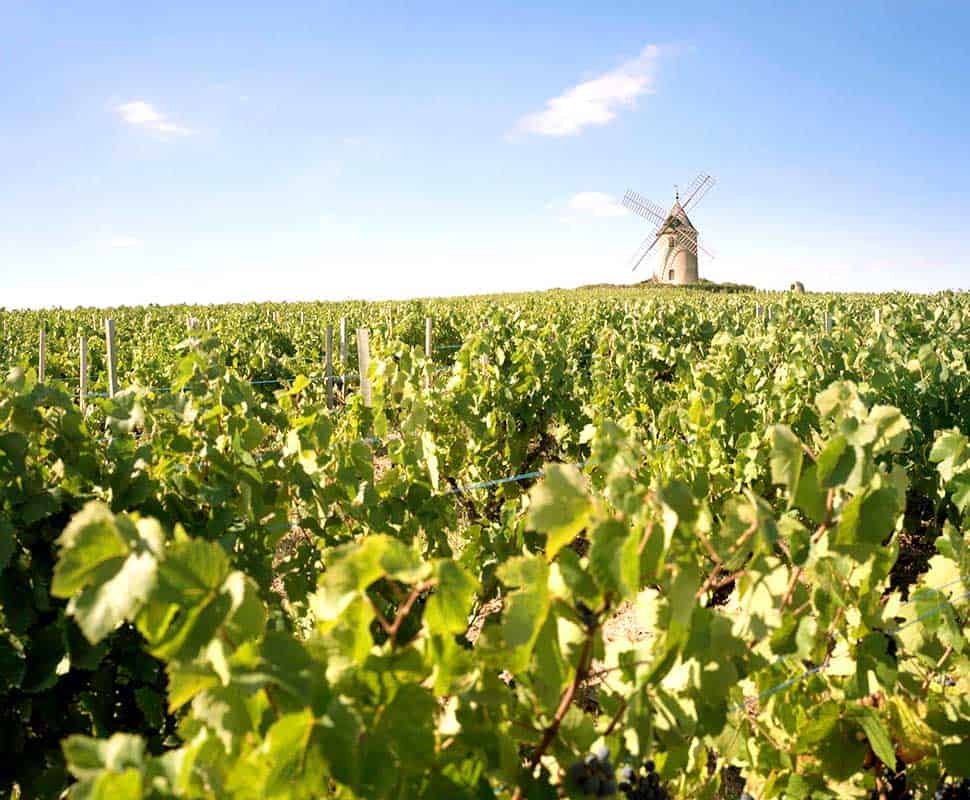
[566,192,629,218]
[514,44,661,137]
[117,101,191,135]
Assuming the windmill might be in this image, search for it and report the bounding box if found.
[622,173,716,284]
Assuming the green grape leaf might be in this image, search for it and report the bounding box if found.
[52,503,134,598]
[816,435,855,489]
[526,463,591,559]
[930,429,969,482]
[770,425,803,496]
[847,706,896,771]
[835,488,900,548]
[867,405,909,455]
[87,768,144,800]
[312,535,426,621]
[942,741,970,778]
[496,555,550,671]
[261,709,327,795]
[62,733,146,783]
[426,560,477,637]
[794,462,828,525]
[588,518,639,599]
[53,504,161,643]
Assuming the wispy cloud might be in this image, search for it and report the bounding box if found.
[514,44,661,137]
[116,101,191,135]
[565,192,629,218]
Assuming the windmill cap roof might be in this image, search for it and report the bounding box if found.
[661,199,696,232]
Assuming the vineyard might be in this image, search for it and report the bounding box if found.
[1,287,969,799]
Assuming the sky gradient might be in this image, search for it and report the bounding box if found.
[2,1,969,308]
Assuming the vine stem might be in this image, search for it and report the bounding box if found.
[510,597,609,800]
[603,697,629,737]
[510,636,593,800]
[921,644,954,691]
[781,489,834,608]
[386,579,435,644]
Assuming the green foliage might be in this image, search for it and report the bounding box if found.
[1,291,969,798]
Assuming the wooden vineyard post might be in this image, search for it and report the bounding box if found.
[357,328,372,407]
[38,323,46,383]
[424,317,433,390]
[339,317,348,392]
[325,324,334,409]
[824,311,833,334]
[339,317,348,364]
[79,336,88,412]
[105,318,119,398]
[766,306,773,324]
[875,308,882,325]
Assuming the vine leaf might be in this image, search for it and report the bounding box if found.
[769,425,803,500]
[52,503,162,644]
[847,706,896,771]
[496,555,550,672]
[588,519,638,599]
[527,464,591,559]
[425,560,477,637]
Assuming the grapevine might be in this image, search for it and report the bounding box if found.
[0,290,967,799]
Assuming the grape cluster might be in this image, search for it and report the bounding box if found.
[616,759,670,800]
[566,745,618,797]
[868,768,908,800]
[576,600,598,630]
[935,778,970,800]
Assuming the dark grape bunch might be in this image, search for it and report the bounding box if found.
[935,778,970,800]
[566,745,618,797]
[868,768,908,800]
[616,759,671,800]
[576,600,599,630]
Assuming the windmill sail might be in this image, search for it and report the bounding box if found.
[622,190,668,228]
[630,234,661,272]
[681,174,716,211]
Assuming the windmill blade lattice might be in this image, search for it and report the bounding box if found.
[682,174,716,211]
[622,190,668,228]
[630,234,661,272]
[680,173,706,205]
[675,230,697,256]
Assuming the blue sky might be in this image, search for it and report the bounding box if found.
[2,1,968,308]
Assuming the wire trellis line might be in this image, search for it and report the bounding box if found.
[447,462,588,494]
[83,371,365,398]
[730,579,970,714]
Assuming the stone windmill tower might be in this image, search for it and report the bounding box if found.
[622,174,716,285]
[655,195,698,284]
